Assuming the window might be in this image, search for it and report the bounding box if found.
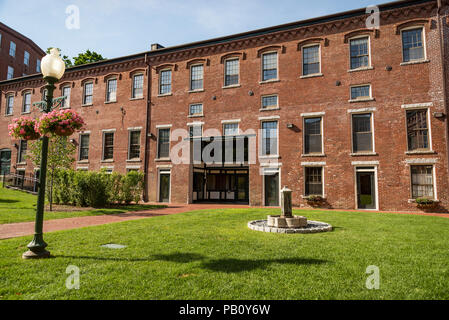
[106,79,117,102]
[103,132,114,160]
[350,85,371,100]
[7,66,14,80]
[157,128,170,159]
[305,167,323,196]
[18,140,27,163]
[133,74,144,98]
[24,51,30,66]
[36,59,41,73]
[402,28,425,62]
[262,52,278,81]
[350,37,370,69]
[225,59,239,86]
[62,86,71,108]
[189,103,203,116]
[411,165,434,199]
[9,41,16,57]
[189,125,202,138]
[190,65,204,91]
[261,95,278,109]
[128,130,141,160]
[406,109,429,151]
[22,92,31,113]
[224,123,239,136]
[5,95,14,115]
[304,117,322,154]
[262,121,278,156]
[79,134,90,161]
[159,70,171,95]
[352,113,373,153]
[303,45,320,75]
[83,82,93,105]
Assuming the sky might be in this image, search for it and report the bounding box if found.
[0,0,383,60]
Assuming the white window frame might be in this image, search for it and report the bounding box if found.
[261,166,281,207]
[158,69,172,96]
[350,111,376,155]
[36,59,41,73]
[157,168,172,203]
[261,51,279,82]
[302,115,324,156]
[261,94,279,110]
[303,166,325,197]
[5,94,14,115]
[260,119,280,158]
[348,35,372,71]
[400,26,427,64]
[83,82,94,106]
[102,130,115,161]
[78,133,90,162]
[128,129,141,160]
[156,126,171,160]
[7,66,14,80]
[409,163,437,201]
[24,51,30,66]
[17,140,27,164]
[22,91,31,114]
[349,84,373,102]
[132,73,145,99]
[9,41,16,57]
[402,105,433,153]
[353,165,379,211]
[189,103,204,117]
[302,43,322,76]
[223,58,240,87]
[189,64,204,91]
[106,78,118,102]
[62,86,71,109]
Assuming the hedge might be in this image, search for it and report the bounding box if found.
[52,169,144,208]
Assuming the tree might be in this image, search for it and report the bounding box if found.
[27,136,76,211]
[46,48,73,68]
[73,50,106,66]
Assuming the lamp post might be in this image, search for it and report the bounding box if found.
[23,48,66,260]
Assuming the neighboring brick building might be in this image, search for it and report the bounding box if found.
[0,22,45,81]
[1,0,449,212]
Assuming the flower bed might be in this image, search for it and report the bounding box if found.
[8,117,41,140]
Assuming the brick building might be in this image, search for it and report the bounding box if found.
[1,0,449,212]
[0,22,45,81]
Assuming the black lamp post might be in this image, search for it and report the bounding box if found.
[22,48,66,260]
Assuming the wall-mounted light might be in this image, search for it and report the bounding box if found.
[434,112,445,119]
[12,143,18,149]
[335,81,341,86]
[287,123,294,129]
[386,66,393,71]
[248,90,254,96]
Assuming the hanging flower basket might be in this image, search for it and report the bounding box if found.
[8,117,41,141]
[37,109,85,137]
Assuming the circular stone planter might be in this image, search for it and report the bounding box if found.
[248,220,333,234]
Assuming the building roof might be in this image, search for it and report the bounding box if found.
[0,21,46,56]
[0,0,435,86]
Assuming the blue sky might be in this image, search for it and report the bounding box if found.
[0,0,382,60]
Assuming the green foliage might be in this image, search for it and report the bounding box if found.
[51,169,144,208]
[73,50,106,66]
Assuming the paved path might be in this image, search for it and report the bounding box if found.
[1,204,448,240]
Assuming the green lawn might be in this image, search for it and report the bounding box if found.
[0,187,165,224]
[0,207,448,300]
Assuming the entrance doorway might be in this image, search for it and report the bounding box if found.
[0,149,11,176]
[159,170,171,203]
[264,171,279,207]
[356,167,377,210]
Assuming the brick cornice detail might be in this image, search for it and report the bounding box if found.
[395,18,431,34]
[297,37,329,50]
[220,52,246,64]
[343,29,379,43]
[257,45,286,58]
[186,58,210,69]
[155,64,178,74]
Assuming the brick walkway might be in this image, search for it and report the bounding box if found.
[0,204,448,240]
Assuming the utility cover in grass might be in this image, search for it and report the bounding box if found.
[101,244,127,249]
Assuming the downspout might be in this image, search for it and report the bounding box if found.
[143,53,151,202]
[436,0,449,198]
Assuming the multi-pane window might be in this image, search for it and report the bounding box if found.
[36,59,41,73]
[128,130,141,160]
[103,132,114,160]
[402,28,425,62]
[224,123,239,136]
[350,37,369,69]
[407,110,429,151]
[352,113,373,153]
[261,95,278,109]
[133,74,144,98]
[6,95,14,115]
[303,45,320,75]
[18,140,27,163]
[79,134,90,161]
[305,167,323,196]
[159,70,171,95]
[7,66,14,80]
[351,85,371,100]
[9,41,16,57]
[157,128,170,159]
[411,165,434,199]
[225,59,239,86]
[62,86,71,109]
[189,125,202,138]
[83,82,93,105]
[22,92,31,113]
[24,51,30,66]
[190,65,204,91]
[304,117,322,154]
[106,79,117,102]
[189,103,203,116]
[262,52,278,81]
[262,121,278,156]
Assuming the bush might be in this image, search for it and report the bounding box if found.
[50,169,144,208]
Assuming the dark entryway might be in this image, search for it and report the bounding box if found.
[356,169,377,210]
[0,149,11,176]
[264,172,279,207]
[159,171,170,203]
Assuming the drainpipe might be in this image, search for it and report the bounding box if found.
[437,0,449,197]
[143,53,151,202]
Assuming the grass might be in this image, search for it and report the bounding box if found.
[0,207,448,300]
[0,187,165,224]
